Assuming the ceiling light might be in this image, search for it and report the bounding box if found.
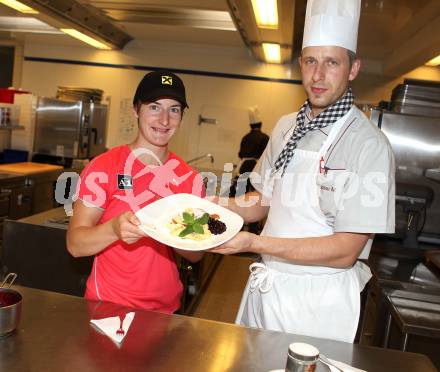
[60,29,112,50]
[426,55,440,67]
[0,16,61,33]
[251,0,278,29]
[262,43,281,63]
[0,0,38,14]
[8,0,132,49]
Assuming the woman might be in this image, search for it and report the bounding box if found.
[67,70,204,313]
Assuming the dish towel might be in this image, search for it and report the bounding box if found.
[90,312,135,344]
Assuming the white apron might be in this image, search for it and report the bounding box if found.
[235,114,372,343]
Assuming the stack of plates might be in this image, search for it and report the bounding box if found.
[391,79,440,117]
[56,86,104,103]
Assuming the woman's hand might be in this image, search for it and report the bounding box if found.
[209,231,256,255]
[111,211,148,244]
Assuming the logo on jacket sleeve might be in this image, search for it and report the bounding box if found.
[117,174,133,189]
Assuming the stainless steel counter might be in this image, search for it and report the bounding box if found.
[0,286,436,372]
[360,237,440,368]
[12,206,67,227]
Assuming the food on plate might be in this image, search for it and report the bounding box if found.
[208,217,227,235]
[167,208,226,241]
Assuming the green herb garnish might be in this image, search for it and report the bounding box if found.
[179,212,209,237]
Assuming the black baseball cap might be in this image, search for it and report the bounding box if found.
[133,70,188,108]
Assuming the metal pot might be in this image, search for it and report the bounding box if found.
[0,273,22,337]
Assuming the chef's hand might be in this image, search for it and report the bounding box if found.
[111,211,147,244]
[209,231,256,255]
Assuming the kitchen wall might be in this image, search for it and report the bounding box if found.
[19,40,305,169]
[14,39,440,169]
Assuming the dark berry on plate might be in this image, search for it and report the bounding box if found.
[208,217,226,235]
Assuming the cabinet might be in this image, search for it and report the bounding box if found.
[0,174,30,271]
[360,276,380,345]
[7,185,33,219]
[0,163,65,216]
[0,190,10,249]
[2,208,93,296]
[27,170,62,214]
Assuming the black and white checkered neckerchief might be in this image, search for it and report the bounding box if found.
[272,87,354,176]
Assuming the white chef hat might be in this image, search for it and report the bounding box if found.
[302,0,361,53]
[248,106,262,124]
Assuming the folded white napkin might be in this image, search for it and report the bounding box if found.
[326,358,366,372]
[90,312,135,344]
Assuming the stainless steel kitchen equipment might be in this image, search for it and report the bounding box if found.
[33,97,107,159]
[396,183,434,249]
[0,272,21,338]
[383,289,440,352]
[391,79,440,117]
[56,86,104,103]
[370,107,440,243]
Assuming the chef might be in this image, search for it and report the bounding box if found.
[237,106,269,176]
[211,0,395,343]
[230,106,269,200]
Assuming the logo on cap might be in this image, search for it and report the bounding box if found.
[161,76,173,85]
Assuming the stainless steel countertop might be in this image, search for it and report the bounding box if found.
[13,207,66,226]
[0,286,436,372]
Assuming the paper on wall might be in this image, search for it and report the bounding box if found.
[118,98,138,143]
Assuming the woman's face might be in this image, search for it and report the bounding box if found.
[135,98,183,148]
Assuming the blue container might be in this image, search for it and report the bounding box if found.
[3,149,28,163]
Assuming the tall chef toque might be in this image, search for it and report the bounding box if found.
[302,0,361,53]
[272,0,361,176]
[248,106,262,129]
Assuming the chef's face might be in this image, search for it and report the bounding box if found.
[299,46,360,116]
[135,98,183,148]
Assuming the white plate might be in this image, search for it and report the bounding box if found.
[135,193,244,251]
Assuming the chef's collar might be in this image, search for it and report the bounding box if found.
[304,106,333,135]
